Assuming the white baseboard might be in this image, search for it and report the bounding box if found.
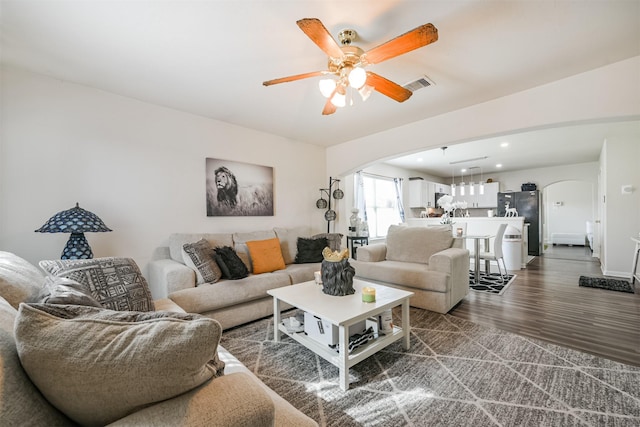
[600,267,631,279]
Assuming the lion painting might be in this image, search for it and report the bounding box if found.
[206,158,273,217]
[214,166,238,207]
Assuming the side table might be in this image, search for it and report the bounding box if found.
[346,236,369,259]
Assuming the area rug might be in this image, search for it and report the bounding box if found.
[469,271,516,295]
[579,276,635,293]
[221,308,640,427]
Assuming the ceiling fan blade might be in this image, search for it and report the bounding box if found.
[366,72,413,102]
[322,98,337,115]
[297,18,345,59]
[263,70,328,86]
[322,87,338,115]
[363,23,438,65]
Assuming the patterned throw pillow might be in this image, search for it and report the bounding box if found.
[182,239,222,285]
[295,237,328,263]
[213,246,249,280]
[14,303,224,426]
[245,238,286,274]
[39,257,155,312]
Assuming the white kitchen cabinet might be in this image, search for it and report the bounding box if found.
[432,182,451,194]
[409,179,430,208]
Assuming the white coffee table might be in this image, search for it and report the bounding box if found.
[267,279,414,391]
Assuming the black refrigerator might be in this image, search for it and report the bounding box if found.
[497,191,541,256]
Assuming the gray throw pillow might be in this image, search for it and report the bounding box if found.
[312,233,343,251]
[0,251,46,309]
[0,297,74,426]
[31,276,102,307]
[39,257,155,312]
[182,239,223,285]
[14,303,225,426]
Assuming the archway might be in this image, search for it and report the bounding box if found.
[542,180,597,261]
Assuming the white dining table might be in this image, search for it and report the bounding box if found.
[458,234,494,284]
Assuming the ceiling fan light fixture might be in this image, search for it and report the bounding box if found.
[319,78,336,98]
[358,84,372,101]
[330,91,346,107]
[348,66,367,89]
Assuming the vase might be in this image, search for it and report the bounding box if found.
[321,258,355,296]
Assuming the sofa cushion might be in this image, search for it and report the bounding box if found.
[295,237,328,263]
[169,272,291,314]
[284,263,320,285]
[0,251,45,309]
[31,276,102,307]
[214,246,249,280]
[169,233,234,263]
[274,226,311,264]
[0,297,74,426]
[352,259,449,293]
[246,238,286,274]
[39,257,155,312]
[385,225,453,264]
[14,303,225,426]
[183,239,223,285]
[108,372,276,427]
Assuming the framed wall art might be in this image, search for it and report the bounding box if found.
[206,158,274,217]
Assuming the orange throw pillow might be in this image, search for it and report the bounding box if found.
[246,238,286,274]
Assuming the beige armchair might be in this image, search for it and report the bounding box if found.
[350,225,470,313]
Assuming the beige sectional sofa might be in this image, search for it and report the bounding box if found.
[350,224,470,313]
[0,250,317,426]
[147,226,339,329]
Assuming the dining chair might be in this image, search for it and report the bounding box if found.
[478,223,508,282]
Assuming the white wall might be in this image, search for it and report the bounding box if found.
[543,181,594,243]
[0,67,326,270]
[602,138,640,277]
[486,162,598,193]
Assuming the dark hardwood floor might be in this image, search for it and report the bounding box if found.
[450,255,640,367]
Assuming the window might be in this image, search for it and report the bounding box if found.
[362,175,402,238]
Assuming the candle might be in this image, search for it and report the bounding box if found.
[456,227,463,237]
[314,271,322,285]
[362,287,376,303]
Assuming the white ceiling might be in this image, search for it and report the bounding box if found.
[1,1,639,171]
[384,120,640,177]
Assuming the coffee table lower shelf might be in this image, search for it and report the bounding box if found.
[277,324,405,369]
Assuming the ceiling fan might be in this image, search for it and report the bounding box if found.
[263,18,438,115]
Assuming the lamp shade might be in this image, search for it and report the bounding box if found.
[35,203,111,259]
[35,203,111,234]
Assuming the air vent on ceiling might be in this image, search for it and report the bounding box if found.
[403,75,435,92]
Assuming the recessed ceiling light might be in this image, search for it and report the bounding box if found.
[496,164,503,168]
[500,142,509,147]
[461,168,467,173]
[417,157,423,162]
